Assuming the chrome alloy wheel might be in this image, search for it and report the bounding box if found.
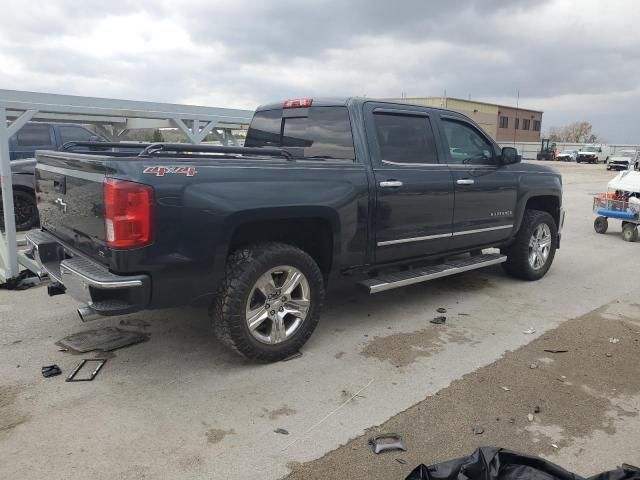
[245,266,311,344]
[528,224,552,270]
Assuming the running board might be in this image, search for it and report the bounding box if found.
[358,253,507,294]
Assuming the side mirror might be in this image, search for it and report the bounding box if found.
[501,146,521,165]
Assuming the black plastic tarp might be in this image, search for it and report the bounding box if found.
[406,447,640,480]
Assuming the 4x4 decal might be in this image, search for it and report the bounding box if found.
[143,166,197,177]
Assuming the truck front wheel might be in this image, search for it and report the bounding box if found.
[211,242,325,362]
[502,210,557,281]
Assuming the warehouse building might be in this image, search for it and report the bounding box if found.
[389,96,543,143]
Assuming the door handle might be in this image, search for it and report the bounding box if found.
[379,180,403,188]
[456,179,475,185]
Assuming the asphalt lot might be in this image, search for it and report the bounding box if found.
[1,161,639,479]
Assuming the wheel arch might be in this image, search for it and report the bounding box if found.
[223,207,340,278]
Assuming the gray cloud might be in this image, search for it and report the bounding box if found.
[1,0,639,142]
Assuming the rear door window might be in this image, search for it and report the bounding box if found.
[245,106,355,161]
[15,124,53,146]
[372,113,439,164]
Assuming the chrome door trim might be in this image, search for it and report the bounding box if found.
[452,224,513,236]
[377,224,513,246]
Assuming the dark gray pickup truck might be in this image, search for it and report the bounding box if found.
[26,97,564,361]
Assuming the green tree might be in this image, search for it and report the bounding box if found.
[151,129,165,142]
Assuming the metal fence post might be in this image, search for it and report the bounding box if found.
[0,107,19,280]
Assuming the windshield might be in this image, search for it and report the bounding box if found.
[582,146,598,152]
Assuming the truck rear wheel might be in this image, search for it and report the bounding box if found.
[502,209,557,281]
[211,242,325,362]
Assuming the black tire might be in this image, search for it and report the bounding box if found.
[594,216,608,234]
[210,242,325,362]
[501,209,557,281]
[576,159,581,164]
[621,223,638,242]
[0,189,39,232]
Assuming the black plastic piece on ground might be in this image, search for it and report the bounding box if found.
[405,447,640,480]
[66,359,107,382]
[47,282,66,296]
[430,316,446,325]
[41,365,62,378]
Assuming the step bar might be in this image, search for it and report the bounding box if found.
[358,253,507,294]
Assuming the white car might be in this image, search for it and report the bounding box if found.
[556,149,578,162]
[607,150,639,171]
[577,145,607,163]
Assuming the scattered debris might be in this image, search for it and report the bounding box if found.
[41,364,61,378]
[395,458,408,465]
[274,428,289,435]
[59,327,148,353]
[529,363,538,369]
[368,433,407,454]
[500,386,511,391]
[609,337,620,344]
[534,406,541,414]
[543,348,568,353]
[430,316,446,325]
[522,328,536,334]
[606,353,613,358]
[58,348,68,352]
[471,425,484,435]
[282,351,303,362]
[437,307,447,314]
[508,418,515,424]
[458,313,470,316]
[66,359,107,382]
[560,375,567,379]
[527,413,534,422]
[551,443,559,449]
[119,318,151,329]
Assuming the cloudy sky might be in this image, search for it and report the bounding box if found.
[1,0,639,142]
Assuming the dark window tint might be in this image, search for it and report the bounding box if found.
[245,106,355,160]
[372,113,438,164]
[15,124,52,146]
[442,120,494,165]
[515,118,520,130]
[244,109,281,147]
[59,126,95,144]
[533,120,541,131]
[499,116,509,128]
[522,119,531,130]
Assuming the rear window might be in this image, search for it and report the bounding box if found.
[15,124,52,146]
[59,126,95,144]
[245,106,355,161]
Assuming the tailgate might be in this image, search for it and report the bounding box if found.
[36,151,109,264]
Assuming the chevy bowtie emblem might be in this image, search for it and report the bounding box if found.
[54,198,68,213]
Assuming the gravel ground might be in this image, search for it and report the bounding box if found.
[287,297,640,479]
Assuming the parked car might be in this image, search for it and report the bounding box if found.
[26,97,564,362]
[577,145,607,164]
[556,149,578,162]
[606,150,639,171]
[0,123,106,232]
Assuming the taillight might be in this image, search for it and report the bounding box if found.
[283,98,313,109]
[103,178,154,249]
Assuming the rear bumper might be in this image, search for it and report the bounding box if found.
[24,230,150,317]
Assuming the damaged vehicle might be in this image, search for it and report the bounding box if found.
[25,97,564,362]
[556,149,578,162]
[577,145,606,164]
[606,150,639,171]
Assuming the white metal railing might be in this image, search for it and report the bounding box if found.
[0,89,254,283]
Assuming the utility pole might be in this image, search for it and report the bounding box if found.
[513,89,520,146]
